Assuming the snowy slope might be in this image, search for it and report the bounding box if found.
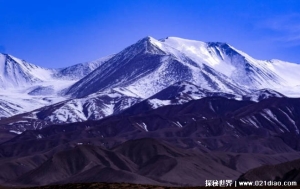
[0,92,67,118]
[0,88,142,132]
[42,89,141,123]
[146,81,241,108]
[137,81,285,110]
[0,53,55,88]
[0,53,67,117]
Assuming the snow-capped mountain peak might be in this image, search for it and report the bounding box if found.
[0,53,55,88]
[54,54,114,80]
[66,36,250,98]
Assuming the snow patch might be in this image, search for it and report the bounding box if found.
[9,130,22,134]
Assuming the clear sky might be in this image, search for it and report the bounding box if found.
[1,0,300,68]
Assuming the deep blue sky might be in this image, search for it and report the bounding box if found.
[1,0,300,68]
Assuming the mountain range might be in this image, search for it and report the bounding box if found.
[1,36,300,128]
[0,36,300,187]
